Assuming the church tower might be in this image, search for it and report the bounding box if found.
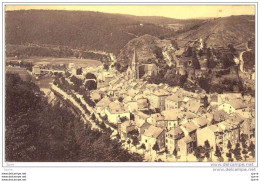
[131,48,139,79]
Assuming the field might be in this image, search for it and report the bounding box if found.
[6,57,102,68]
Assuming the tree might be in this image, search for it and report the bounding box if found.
[179,75,187,87]
[152,142,160,154]
[226,151,233,162]
[127,129,139,138]
[198,77,211,93]
[127,139,131,149]
[240,133,248,143]
[204,140,211,161]
[118,97,123,103]
[194,146,205,162]
[103,63,109,71]
[132,136,140,151]
[248,142,255,158]
[5,73,144,162]
[242,141,248,161]
[173,148,178,161]
[85,73,97,80]
[233,143,242,161]
[91,113,96,121]
[85,80,97,90]
[140,144,146,155]
[214,145,222,161]
[116,133,120,140]
[227,140,232,150]
[242,148,248,161]
[70,75,82,87]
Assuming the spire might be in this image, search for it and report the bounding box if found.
[132,47,138,64]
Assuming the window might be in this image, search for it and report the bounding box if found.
[145,139,147,143]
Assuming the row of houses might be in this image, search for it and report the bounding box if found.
[90,70,255,156]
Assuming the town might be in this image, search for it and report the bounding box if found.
[10,45,253,162]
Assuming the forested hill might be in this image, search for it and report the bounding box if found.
[5,10,177,54]
[5,73,143,162]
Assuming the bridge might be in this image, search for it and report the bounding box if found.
[40,69,65,74]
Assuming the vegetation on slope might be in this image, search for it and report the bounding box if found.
[5,73,143,162]
[6,10,177,54]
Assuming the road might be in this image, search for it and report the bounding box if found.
[50,84,101,131]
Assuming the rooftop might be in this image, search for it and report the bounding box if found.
[182,122,198,133]
[108,101,129,114]
[143,125,164,138]
[167,127,184,139]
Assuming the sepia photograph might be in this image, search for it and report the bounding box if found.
[4,4,256,163]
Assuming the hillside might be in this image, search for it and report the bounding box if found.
[175,15,255,50]
[117,34,174,66]
[5,10,177,54]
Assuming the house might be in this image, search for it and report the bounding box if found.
[90,91,101,103]
[135,111,149,122]
[179,136,194,155]
[105,100,130,124]
[137,98,149,111]
[218,119,241,149]
[135,120,151,140]
[192,116,208,129]
[165,94,181,110]
[147,113,166,129]
[197,125,221,151]
[184,99,203,115]
[68,63,76,71]
[218,99,247,114]
[212,110,228,124]
[118,120,136,140]
[139,64,158,78]
[123,96,138,113]
[141,125,165,151]
[99,72,114,83]
[32,65,41,75]
[237,111,254,138]
[218,93,242,104]
[204,113,214,125]
[182,111,197,123]
[126,88,140,97]
[181,122,198,149]
[95,97,111,116]
[150,90,171,111]
[161,110,183,130]
[165,127,185,153]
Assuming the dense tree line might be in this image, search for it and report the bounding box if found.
[6,44,109,62]
[6,45,73,58]
[5,73,143,162]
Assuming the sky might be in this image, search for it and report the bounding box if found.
[5,5,255,19]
